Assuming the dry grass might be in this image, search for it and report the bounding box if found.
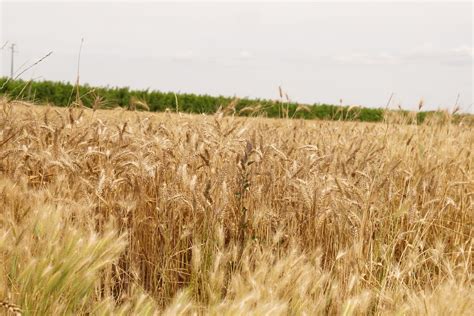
[0,98,472,315]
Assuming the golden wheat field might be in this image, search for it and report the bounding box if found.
[0,98,472,315]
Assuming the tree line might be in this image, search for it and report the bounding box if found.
[0,77,438,123]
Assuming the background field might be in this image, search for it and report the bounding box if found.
[0,77,448,123]
[0,98,472,315]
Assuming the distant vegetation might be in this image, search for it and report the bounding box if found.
[1,77,471,124]
[0,77,395,122]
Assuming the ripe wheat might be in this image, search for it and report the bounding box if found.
[0,98,472,315]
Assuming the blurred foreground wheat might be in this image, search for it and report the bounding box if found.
[0,99,472,315]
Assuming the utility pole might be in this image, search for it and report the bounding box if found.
[10,43,16,78]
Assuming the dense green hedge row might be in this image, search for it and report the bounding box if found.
[0,77,429,123]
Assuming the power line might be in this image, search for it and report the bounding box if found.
[0,41,8,50]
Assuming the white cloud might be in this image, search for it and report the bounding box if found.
[238,50,253,60]
[332,52,398,65]
[172,50,194,61]
[402,44,473,65]
[450,46,473,58]
[331,45,473,67]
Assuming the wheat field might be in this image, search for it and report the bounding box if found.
[0,98,472,315]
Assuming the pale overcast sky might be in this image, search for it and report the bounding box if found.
[1,1,473,112]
